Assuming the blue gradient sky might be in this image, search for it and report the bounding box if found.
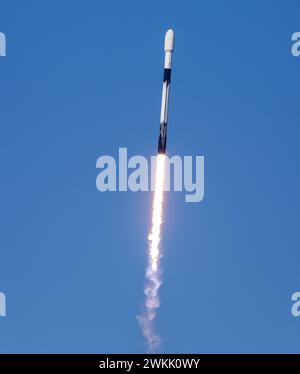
[0,0,300,353]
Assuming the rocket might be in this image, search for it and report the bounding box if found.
[158,29,175,154]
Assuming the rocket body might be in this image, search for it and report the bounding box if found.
[158,29,175,154]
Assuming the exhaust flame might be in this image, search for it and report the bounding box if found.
[138,154,166,352]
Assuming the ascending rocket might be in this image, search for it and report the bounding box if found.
[158,29,175,154]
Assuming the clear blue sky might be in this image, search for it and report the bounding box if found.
[0,0,300,353]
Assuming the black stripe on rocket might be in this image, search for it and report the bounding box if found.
[163,68,171,83]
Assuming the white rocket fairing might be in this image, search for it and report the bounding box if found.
[158,29,175,154]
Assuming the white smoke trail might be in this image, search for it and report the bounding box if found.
[138,154,166,352]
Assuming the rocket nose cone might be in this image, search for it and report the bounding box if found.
[164,29,175,52]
